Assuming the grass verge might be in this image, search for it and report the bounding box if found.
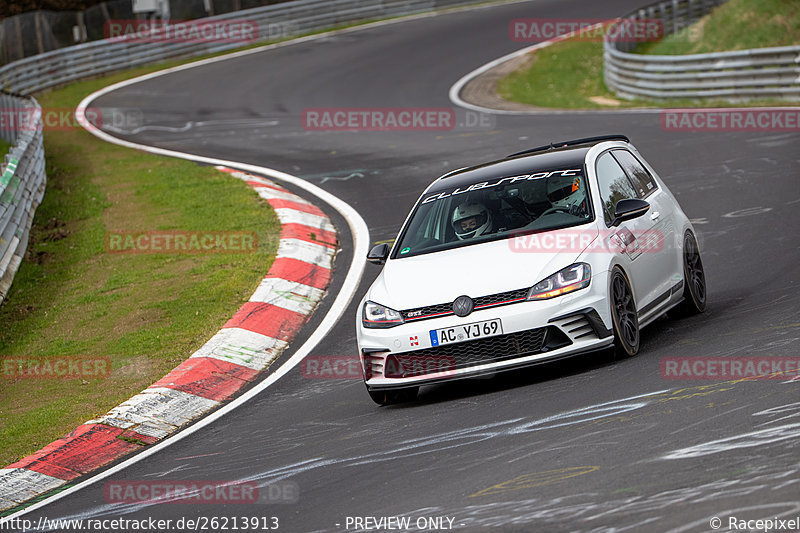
[498,0,800,109]
[0,66,281,467]
[638,0,800,55]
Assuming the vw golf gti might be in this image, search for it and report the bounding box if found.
[356,135,707,405]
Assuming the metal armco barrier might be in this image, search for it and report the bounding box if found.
[0,92,46,303]
[0,0,489,303]
[0,0,486,95]
[603,0,800,100]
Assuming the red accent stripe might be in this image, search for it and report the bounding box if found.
[407,298,527,321]
[265,257,331,290]
[223,302,307,340]
[280,223,337,247]
[6,424,153,480]
[267,198,325,216]
[150,357,259,402]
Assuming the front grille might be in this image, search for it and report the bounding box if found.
[401,287,530,322]
[474,287,529,308]
[402,302,452,321]
[384,326,570,378]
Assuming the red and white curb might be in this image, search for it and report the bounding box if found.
[0,167,337,511]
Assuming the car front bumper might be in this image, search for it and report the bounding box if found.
[357,283,615,390]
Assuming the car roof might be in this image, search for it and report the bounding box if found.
[427,146,592,193]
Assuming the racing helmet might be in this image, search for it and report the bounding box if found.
[452,202,491,240]
[546,174,586,211]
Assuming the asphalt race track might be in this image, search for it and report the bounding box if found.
[13,0,800,531]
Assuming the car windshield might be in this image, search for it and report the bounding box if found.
[394,169,594,258]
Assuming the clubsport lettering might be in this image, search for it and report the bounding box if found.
[422,169,581,204]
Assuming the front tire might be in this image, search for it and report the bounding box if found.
[367,386,418,406]
[610,268,639,359]
[673,232,707,317]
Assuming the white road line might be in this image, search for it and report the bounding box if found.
[1,0,546,521]
[449,35,800,116]
[1,48,369,527]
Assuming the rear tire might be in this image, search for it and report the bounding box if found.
[610,268,639,359]
[367,386,418,406]
[673,232,707,317]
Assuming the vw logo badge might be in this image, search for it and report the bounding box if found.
[452,295,474,317]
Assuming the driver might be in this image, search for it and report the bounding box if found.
[546,175,588,217]
[452,202,492,240]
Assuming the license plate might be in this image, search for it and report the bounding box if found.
[430,319,503,347]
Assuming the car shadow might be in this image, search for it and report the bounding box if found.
[387,347,619,407]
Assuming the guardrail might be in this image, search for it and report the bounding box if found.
[0,0,481,95]
[603,0,800,100]
[0,92,46,303]
[0,0,488,303]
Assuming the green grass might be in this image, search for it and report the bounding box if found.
[638,0,800,55]
[498,0,800,109]
[0,138,11,159]
[0,70,281,467]
[497,39,631,109]
[0,8,472,472]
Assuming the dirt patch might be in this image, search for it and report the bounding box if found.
[588,95,622,107]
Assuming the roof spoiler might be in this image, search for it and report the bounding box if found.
[506,134,630,158]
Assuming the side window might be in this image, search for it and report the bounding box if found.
[595,152,638,225]
[612,150,658,198]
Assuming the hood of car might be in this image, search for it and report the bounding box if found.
[368,226,599,311]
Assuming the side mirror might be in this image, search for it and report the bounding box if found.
[610,198,650,227]
[367,243,390,265]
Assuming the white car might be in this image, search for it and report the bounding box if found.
[356,135,706,405]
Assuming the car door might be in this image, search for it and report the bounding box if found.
[594,151,666,313]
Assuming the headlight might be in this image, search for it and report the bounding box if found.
[528,263,591,300]
[362,301,404,328]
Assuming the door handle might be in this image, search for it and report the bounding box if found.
[650,211,660,221]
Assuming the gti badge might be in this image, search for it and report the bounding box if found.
[452,295,474,317]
